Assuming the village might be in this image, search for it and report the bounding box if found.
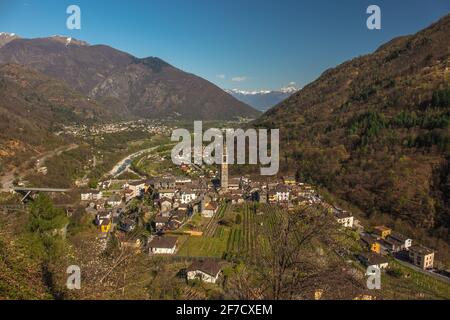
[75,146,446,291]
[56,120,173,138]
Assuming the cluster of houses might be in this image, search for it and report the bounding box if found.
[218,176,320,207]
[79,171,437,283]
[58,120,172,138]
[358,225,435,271]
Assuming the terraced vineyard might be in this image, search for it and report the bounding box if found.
[177,202,282,259]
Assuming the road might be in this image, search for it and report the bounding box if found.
[394,257,450,284]
[0,144,79,192]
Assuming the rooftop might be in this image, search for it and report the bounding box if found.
[336,211,352,219]
[148,236,178,249]
[410,245,434,255]
[359,252,388,265]
[187,260,222,277]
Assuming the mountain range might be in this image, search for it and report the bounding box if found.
[0,34,259,121]
[226,86,298,111]
[256,14,450,236]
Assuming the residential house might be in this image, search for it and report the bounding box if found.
[283,176,296,185]
[159,189,176,199]
[360,234,381,254]
[153,177,176,189]
[175,176,192,186]
[187,260,222,284]
[99,218,112,233]
[388,232,412,250]
[373,226,391,239]
[106,194,122,207]
[409,245,434,270]
[335,211,354,228]
[159,198,173,216]
[358,252,389,271]
[382,237,404,253]
[148,236,178,255]
[95,211,112,226]
[125,180,146,198]
[298,183,316,197]
[154,216,169,231]
[275,185,290,202]
[180,189,197,204]
[80,190,103,201]
[268,191,277,204]
[202,202,218,218]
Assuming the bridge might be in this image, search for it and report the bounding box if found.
[12,187,71,202]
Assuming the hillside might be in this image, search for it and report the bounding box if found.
[0,36,260,120]
[0,63,110,160]
[255,15,450,238]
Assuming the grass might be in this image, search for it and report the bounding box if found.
[177,203,280,260]
[380,259,450,299]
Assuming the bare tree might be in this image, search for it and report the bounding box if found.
[226,205,365,300]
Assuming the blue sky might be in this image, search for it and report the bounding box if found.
[0,0,448,91]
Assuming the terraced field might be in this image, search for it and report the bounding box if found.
[177,202,282,259]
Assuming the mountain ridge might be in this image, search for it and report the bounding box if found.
[0,35,260,120]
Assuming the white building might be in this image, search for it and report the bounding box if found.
[202,202,218,218]
[359,252,389,272]
[159,189,176,199]
[389,232,412,250]
[148,236,178,255]
[80,190,103,201]
[180,191,197,204]
[125,180,146,198]
[106,194,122,207]
[275,185,290,202]
[187,260,222,284]
[335,211,354,228]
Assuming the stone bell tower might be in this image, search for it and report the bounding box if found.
[221,143,228,189]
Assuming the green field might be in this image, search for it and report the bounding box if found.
[177,203,281,259]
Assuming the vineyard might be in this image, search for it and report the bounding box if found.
[177,202,283,259]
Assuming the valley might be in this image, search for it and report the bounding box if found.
[0,8,449,302]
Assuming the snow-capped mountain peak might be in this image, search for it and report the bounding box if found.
[0,32,16,37]
[226,89,272,95]
[225,84,299,111]
[0,32,20,48]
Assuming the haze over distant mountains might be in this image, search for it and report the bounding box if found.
[226,85,299,111]
[0,34,260,121]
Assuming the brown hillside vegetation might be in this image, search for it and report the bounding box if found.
[256,14,450,239]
